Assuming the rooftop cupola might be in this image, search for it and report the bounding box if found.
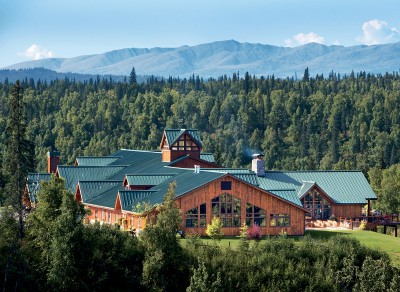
[251,153,265,177]
[160,129,202,162]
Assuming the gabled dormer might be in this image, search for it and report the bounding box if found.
[160,129,202,162]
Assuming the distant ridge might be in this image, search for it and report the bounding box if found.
[3,40,400,78]
[0,68,146,83]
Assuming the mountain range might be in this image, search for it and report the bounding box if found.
[3,40,400,78]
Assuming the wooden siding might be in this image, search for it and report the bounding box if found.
[162,149,200,162]
[332,204,363,218]
[176,175,305,236]
[170,157,219,169]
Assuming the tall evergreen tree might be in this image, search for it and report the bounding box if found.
[129,66,137,85]
[3,80,35,238]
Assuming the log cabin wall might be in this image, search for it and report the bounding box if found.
[332,204,363,218]
[176,175,306,236]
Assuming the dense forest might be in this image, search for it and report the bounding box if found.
[0,69,400,212]
[1,69,400,172]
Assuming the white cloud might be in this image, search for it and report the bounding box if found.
[284,32,325,47]
[20,44,55,60]
[357,19,399,45]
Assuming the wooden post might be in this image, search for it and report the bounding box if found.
[395,226,398,237]
[367,199,371,216]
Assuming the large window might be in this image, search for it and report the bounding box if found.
[212,193,241,227]
[246,203,266,226]
[171,134,199,151]
[301,189,332,220]
[185,203,206,227]
[270,214,291,227]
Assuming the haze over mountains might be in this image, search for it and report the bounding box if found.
[3,40,400,78]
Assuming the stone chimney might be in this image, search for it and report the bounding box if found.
[47,151,60,173]
[251,154,265,177]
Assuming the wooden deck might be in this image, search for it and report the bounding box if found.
[338,215,400,237]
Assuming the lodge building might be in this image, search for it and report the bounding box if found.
[24,129,376,236]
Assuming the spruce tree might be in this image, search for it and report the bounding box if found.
[3,80,35,238]
[129,66,137,85]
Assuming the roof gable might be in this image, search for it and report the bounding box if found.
[162,129,202,148]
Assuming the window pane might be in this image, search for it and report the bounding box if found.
[212,194,241,228]
[200,203,206,214]
[221,203,226,214]
[226,203,232,213]
[246,203,252,213]
[212,203,219,215]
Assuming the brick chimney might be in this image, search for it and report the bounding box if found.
[251,154,265,177]
[47,151,60,173]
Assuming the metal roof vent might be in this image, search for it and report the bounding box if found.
[194,165,200,173]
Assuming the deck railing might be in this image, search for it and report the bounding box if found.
[339,214,400,230]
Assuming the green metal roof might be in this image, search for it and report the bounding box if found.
[118,190,157,212]
[258,171,376,204]
[200,153,215,163]
[78,180,123,203]
[57,165,127,193]
[232,173,260,186]
[26,173,52,203]
[268,190,303,207]
[87,184,124,208]
[164,129,202,147]
[141,170,225,206]
[76,156,121,166]
[125,174,176,186]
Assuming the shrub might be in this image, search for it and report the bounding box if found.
[206,216,223,240]
[247,224,262,240]
[359,221,367,230]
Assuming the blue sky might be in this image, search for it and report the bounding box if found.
[1,0,399,68]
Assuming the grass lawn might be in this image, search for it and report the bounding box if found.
[182,229,400,267]
[305,229,400,267]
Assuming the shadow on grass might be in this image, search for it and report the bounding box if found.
[305,229,351,239]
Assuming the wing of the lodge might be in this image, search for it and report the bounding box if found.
[24,128,377,236]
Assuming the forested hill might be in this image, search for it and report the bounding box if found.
[0,71,399,175]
